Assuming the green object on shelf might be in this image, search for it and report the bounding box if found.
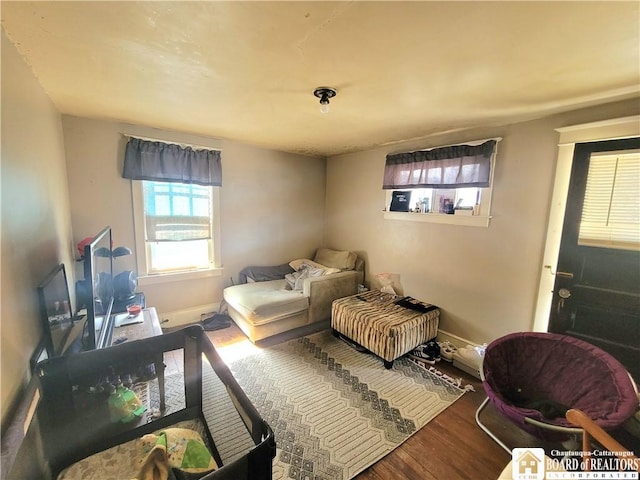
[107,385,128,423]
[116,379,145,422]
[108,377,145,423]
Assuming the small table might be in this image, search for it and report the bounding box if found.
[331,290,440,368]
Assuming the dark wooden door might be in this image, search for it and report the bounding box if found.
[549,137,640,381]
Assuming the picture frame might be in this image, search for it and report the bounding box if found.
[433,189,456,214]
[389,190,412,212]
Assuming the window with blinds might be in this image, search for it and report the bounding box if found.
[142,180,214,272]
[578,151,640,251]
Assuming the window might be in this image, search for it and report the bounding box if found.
[578,151,640,251]
[123,136,223,281]
[382,138,499,226]
[383,186,491,226]
[401,187,481,213]
[132,180,221,279]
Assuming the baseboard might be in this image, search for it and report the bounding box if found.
[158,302,221,329]
[436,329,478,349]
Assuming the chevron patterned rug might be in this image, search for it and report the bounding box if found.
[154,329,466,480]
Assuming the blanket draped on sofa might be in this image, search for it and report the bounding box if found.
[238,264,294,284]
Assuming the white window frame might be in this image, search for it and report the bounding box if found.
[383,186,493,227]
[131,180,222,285]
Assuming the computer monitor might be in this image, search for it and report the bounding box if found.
[83,226,115,350]
[37,263,76,357]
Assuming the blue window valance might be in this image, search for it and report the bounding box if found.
[123,137,222,186]
[383,139,496,189]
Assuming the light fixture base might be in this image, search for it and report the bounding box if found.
[313,87,337,100]
[313,87,337,113]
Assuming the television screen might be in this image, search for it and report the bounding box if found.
[38,263,76,357]
[84,226,115,350]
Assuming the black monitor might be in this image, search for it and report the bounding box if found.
[37,263,76,357]
[83,226,115,350]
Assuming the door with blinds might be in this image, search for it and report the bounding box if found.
[549,137,640,380]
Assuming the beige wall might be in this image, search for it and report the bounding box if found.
[325,99,639,345]
[62,117,326,318]
[1,30,75,422]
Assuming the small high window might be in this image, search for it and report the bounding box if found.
[383,138,500,226]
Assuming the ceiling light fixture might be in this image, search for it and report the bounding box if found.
[313,87,337,114]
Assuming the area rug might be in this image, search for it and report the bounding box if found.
[154,330,467,480]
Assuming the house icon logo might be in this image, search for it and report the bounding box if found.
[512,448,545,480]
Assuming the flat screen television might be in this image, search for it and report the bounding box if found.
[37,263,76,357]
[83,226,115,350]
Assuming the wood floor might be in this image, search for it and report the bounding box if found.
[165,323,637,480]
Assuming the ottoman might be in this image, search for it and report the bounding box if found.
[331,290,440,368]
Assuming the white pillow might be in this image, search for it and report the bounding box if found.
[289,259,340,275]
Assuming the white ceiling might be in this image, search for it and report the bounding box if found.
[2,1,639,157]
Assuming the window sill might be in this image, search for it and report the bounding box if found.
[138,267,223,286]
[383,211,491,227]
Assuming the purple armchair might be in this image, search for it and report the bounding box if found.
[475,332,638,452]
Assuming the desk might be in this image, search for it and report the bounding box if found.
[112,306,162,340]
[112,307,165,411]
[331,290,440,368]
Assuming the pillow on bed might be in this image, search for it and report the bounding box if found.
[314,248,357,270]
[289,259,340,275]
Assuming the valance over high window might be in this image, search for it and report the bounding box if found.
[383,139,497,189]
[123,137,222,186]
